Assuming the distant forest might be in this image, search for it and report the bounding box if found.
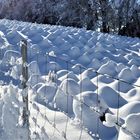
[0,0,140,37]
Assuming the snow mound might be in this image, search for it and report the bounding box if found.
[2,50,20,66]
[93,52,103,60]
[78,53,91,66]
[126,88,140,101]
[30,34,43,43]
[56,70,68,78]
[128,59,140,67]
[71,64,84,74]
[81,68,96,80]
[36,83,57,104]
[29,44,40,57]
[69,46,81,58]
[130,65,140,77]
[78,77,97,92]
[73,91,117,139]
[95,42,106,52]
[48,61,61,71]
[98,61,117,76]
[125,113,140,135]
[60,78,80,95]
[54,78,80,114]
[116,63,127,73]
[112,81,134,93]
[118,68,136,82]
[118,113,140,140]
[99,86,127,108]
[119,101,140,119]
[27,74,44,87]
[104,113,124,128]
[88,58,101,70]
[58,71,79,82]
[98,75,114,84]
[6,30,23,44]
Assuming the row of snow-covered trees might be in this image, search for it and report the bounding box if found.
[0,0,140,37]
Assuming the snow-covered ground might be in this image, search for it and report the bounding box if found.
[0,19,140,140]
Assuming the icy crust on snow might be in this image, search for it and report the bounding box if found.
[0,19,140,140]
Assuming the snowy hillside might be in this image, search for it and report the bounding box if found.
[0,19,140,140]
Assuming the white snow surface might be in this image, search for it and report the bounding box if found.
[0,19,140,140]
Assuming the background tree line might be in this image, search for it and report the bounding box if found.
[0,0,139,37]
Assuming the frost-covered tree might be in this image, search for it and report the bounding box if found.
[112,0,140,36]
[0,0,32,20]
[0,0,139,37]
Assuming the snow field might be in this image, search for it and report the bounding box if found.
[0,19,140,140]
